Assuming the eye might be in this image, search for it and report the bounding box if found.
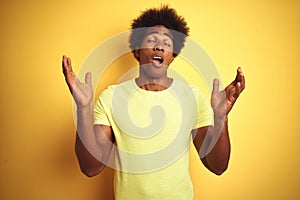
[164,40,173,49]
[164,42,171,47]
[147,39,156,43]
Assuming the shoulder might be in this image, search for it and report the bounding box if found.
[172,79,204,96]
[97,79,135,101]
[171,79,209,108]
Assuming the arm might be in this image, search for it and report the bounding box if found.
[75,108,114,177]
[193,119,230,175]
[62,55,114,177]
[193,67,245,175]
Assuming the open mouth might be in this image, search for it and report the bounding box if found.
[152,56,164,65]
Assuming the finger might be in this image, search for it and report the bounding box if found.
[228,68,240,86]
[85,72,92,86]
[229,86,238,102]
[67,57,72,67]
[62,55,71,73]
[235,80,246,97]
[62,55,68,70]
[63,56,74,76]
[238,68,245,90]
[232,78,247,100]
[212,78,219,94]
[229,67,244,87]
[237,67,245,80]
[234,67,241,82]
[234,82,241,97]
[234,68,245,93]
[62,55,71,67]
[62,55,76,89]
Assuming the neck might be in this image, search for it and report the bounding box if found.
[135,76,173,91]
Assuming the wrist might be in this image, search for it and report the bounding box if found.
[77,104,93,113]
[214,113,228,126]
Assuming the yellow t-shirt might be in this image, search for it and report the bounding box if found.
[94,79,212,200]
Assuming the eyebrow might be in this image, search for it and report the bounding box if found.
[146,31,173,40]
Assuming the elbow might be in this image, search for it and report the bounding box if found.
[211,163,229,176]
[213,166,228,176]
[83,171,99,178]
[202,156,229,176]
[79,163,105,178]
[82,169,98,178]
[79,164,105,178]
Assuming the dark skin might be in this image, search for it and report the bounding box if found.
[62,25,245,177]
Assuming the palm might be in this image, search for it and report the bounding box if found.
[211,67,245,117]
[211,88,227,117]
[62,55,93,107]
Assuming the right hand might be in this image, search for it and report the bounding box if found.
[62,55,93,108]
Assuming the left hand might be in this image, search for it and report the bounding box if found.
[211,67,245,117]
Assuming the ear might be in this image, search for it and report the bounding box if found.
[134,49,140,58]
[170,56,174,63]
[169,55,174,64]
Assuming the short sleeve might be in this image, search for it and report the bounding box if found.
[94,88,111,126]
[192,86,213,129]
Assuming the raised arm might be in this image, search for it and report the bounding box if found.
[193,67,245,175]
[62,55,114,177]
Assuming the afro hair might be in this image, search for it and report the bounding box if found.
[129,5,190,61]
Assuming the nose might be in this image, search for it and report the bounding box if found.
[153,41,164,52]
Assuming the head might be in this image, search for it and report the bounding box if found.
[129,5,190,63]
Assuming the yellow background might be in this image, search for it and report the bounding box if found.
[1,0,299,199]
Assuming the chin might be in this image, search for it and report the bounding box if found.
[149,68,167,79]
[141,64,167,79]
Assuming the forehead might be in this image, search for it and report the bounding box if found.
[145,25,173,40]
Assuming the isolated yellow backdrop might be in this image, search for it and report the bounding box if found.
[1,0,299,200]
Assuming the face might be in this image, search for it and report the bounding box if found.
[135,25,174,80]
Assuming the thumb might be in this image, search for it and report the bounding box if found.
[212,78,219,94]
[85,72,92,86]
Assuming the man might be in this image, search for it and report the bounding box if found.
[62,5,245,200]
